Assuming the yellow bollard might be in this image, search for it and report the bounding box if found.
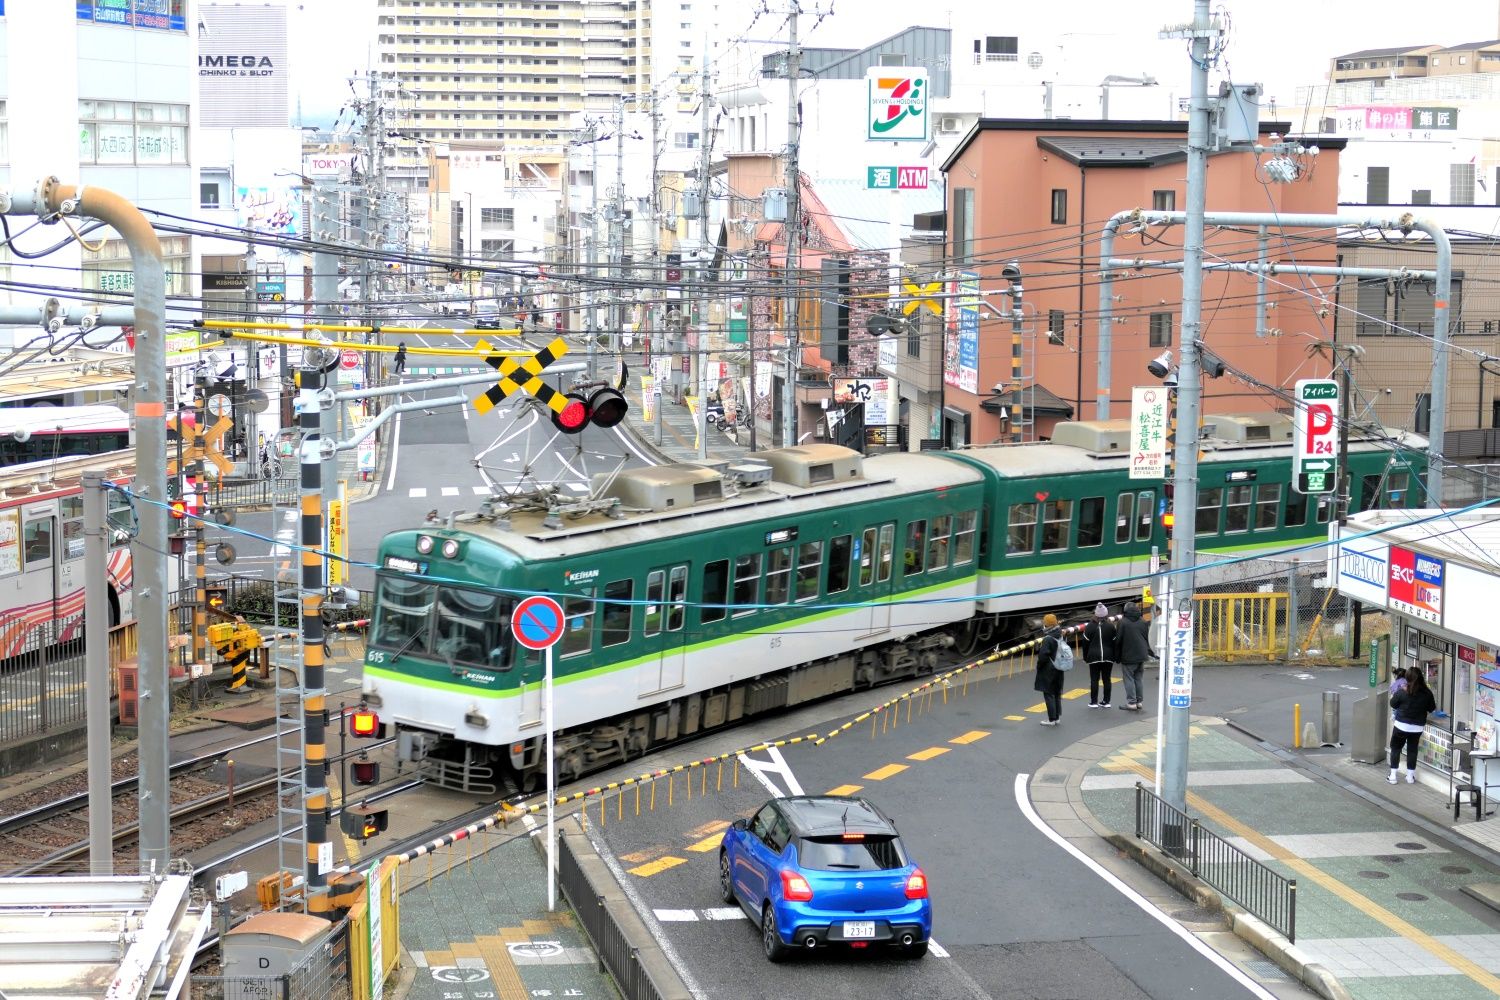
[668,773,674,807]
[1293,703,1302,748]
[617,790,624,822]
[649,779,657,812]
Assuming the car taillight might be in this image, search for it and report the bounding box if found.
[904,868,928,900]
[780,869,813,902]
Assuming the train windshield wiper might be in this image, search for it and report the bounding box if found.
[390,624,429,663]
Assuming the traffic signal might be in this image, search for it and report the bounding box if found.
[550,386,629,434]
[350,707,386,739]
[170,498,188,521]
[340,804,389,840]
[350,756,380,786]
[205,582,229,611]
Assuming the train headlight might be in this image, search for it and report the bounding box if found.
[416,534,436,555]
[441,538,462,559]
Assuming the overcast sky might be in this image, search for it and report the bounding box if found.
[285,1,1500,126]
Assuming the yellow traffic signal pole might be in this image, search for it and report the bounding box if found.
[298,357,333,916]
[192,372,209,705]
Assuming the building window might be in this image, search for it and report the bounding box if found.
[1415,392,1431,434]
[1412,189,1432,205]
[1395,277,1462,336]
[200,168,230,209]
[1149,312,1173,348]
[673,132,700,149]
[1153,189,1176,211]
[1450,162,1475,204]
[906,317,921,358]
[1050,188,1067,224]
[974,35,1019,63]
[1355,277,1389,336]
[1047,308,1066,346]
[1366,166,1390,204]
[479,238,515,259]
[79,100,188,165]
[479,207,514,226]
[953,187,975,264]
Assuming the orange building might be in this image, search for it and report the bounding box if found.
[938,119,1345,444]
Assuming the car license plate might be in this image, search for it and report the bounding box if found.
[842,920,875,939]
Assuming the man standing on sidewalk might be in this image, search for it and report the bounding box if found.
[1081,603,1117,709]
[1114,602,1155,711]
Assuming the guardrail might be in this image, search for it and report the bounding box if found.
[1134,782,1296,942]
[558,827,676,1000]
[203,476,299,510]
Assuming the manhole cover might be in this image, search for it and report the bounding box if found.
[1373,855,1406,864]
[1441,865,1473,875]
[1395,842,1428,851]
[1396,892,1428,902]
[1358,870,1390,879]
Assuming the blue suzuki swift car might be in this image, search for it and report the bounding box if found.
[719,795,932,961]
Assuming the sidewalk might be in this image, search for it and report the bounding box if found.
[1038,717,1500,1000]
[618,363,754,465]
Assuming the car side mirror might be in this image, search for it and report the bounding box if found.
[731,818,748,831]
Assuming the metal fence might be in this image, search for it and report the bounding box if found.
[1187,554,1360,665]
[0,620,141,747]
[558,830,668,1000]
[1134,782,1296,942]
[202,476,300,511]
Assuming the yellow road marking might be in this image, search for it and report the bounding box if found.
[1025,702,1047,713]
[686,833,724,853]
[1004,715,1027,721]
[687,820,730,839]
[863,763,909,781]
[629,856,687,877]
[1112,757,1500,993]
[950,730,990,745]
[826,784,863,796]
[907,747,950,761]
[1062,689,1090,700]
[619,850,653,863]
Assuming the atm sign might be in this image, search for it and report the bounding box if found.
[1387,545,1443,624]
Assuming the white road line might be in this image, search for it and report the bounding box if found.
[613,423,660,466]
[737,745,803,798]
[409,487,428,498]
[471,485,490,495]
[1012,773,1276,1000]
[384,402,403,492]
[441,486,461,496]
[655,909,700,922]
[702,907,744,921]
[566,482,588,493]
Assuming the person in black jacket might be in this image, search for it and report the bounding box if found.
[1388,668,1437,784]
[1034,613,1065,726]
[1114,602,1155,711]
[1081,603,1117,708]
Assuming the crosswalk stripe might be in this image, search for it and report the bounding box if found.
[441,486,460,496]
[409,487,427,497]
[472,485,490,495]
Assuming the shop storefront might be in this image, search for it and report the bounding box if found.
[1333,510,1500,806]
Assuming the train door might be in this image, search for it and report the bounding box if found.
[856,522,896,637]
[20,502,60,648]
[1111,490,1156,594]
[640,563,689,696]
[518,644,544,729]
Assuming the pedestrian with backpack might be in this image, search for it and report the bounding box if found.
[1114,601,1155,711]
[1081,603,1117,709]
[1034,613,1070,726]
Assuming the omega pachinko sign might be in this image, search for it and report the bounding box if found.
[197,3,289,128]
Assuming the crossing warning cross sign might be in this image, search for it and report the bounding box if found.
[1293,378,1340,495]
[473,337,571,415]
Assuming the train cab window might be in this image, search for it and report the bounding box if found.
[701,559,729,623]
[1285,491,1309,528]
[1115,492,1135,544]
[858,528,877,586]
[1007,502,1037,555]
[599,578,633,647]
[560,589,596,657]
[796,541,822,601]
[1224,485,1253,533]
[1041,499,1071,552]
[877,523,895,583]
[22,517,53,568]
[732,553,762,615]
[434,587,508,668]
[1255,484,1281,529]
[953,511,977,566]
[904,520,928,575]
[765,548,793,605]
[373,576,435,653]
[828,534,853,593]
[1135,491,1155,541]
[644,570,665,636]
[927,514,952,570]
[1078,497,1104,547]
[1196,487,1223,536]
[667,566,688,630]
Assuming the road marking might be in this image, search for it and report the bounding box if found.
[862,763,908,781]
[737,744,803,797]
[907,747,949,761]
[442,486,461,496]
[410,487,428,497]
[628,856,686,877]
[949,730,990,745]
[685,833,723,853]
[384,405,402,492]
[1004,715,1027,721]
[826,784,863,796]
[1025,702,1047,713]
[703,907,744,921]
[656,909,699,922]
[1063,688,1090,699]
[566,482,589,493]
[472,485,490,494]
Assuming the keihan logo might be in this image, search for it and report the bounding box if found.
[564,568,599,584]
[871,77,924,134]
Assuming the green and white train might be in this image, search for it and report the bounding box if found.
[361,414,1426,792]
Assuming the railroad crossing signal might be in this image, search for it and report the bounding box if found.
[341,804,389,841]
[472,337,570,415]
[166,411,235,476]
[1293,378,1340,495]
[901,279,943,317]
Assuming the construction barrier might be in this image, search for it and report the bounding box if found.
[1192,592,1286,661]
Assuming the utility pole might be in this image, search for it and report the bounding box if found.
[588,121,600,379]
[612,97,627,359]
[83,472,112,874]
[191,372,209,702]
[781,3,802,448]
[1159,0,1216,823]
[697,55,713,460]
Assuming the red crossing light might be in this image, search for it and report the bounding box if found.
[552,393,590,433]
[350,708,384,738]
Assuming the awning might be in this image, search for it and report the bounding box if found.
[1480,668,1500,690]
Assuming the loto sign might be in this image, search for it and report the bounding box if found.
[1387,546,1443,625]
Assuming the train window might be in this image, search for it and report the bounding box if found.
[644,570,665,637]
[434,587,508,669]
[599,578,633,647]
[560,588,595,657]
[107,493,133,545]
[373,575,434,653]
[1360,474,1380,512]
[765,547,793,605]
[953,511,977,566]
[1285,491,1309,527]
[60,496,85,561]
[702,560,729,623]
[1115,493,1134,544]
[22,517,53,568]
[928,515,952,569]
[1041,499,1071,552]
[978,505,990,558]
[1255,484,1281,529]
[1078,497,1104,548]
[733,553,762,615]
[828,534,852,593]
[667,566,688,631]
[904,520,928,575]
[1135,491,1155,541]
[877,524,895,583]
[1007,502,1037,555]
[858,528,877,586]
[1386,472,1410,508]
[1224,485,1253,533]
[1196,487,1223,535]
[796,541,822,601]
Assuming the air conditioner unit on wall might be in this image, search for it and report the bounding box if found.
[939,117,961,133]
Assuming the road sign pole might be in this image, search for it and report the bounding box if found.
[546,641,556,912]
[510,594,566,912]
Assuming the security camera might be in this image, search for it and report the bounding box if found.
[1147,350,1174,379]
[1162,368,1178,388]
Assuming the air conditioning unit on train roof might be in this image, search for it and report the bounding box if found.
[760,444,864,487]
[1049,419,1132,453]
[1206,413,1293,443]
[593,464,725,512]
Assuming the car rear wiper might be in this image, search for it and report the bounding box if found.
[825,863,861,869]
